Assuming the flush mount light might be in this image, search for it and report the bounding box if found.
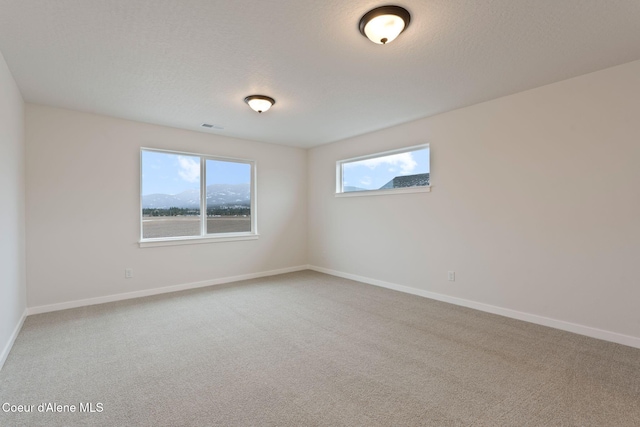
[244,95,276,113]
[359,5,411,45]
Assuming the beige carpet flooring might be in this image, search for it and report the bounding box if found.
[1,270,639,426]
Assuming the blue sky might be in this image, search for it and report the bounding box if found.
[343,148,429,190]
[142,151,250,195]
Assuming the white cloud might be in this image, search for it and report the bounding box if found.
[177,156,200,183]
[360,176,372,186]
[347,152,417,175]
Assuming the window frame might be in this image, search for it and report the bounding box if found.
[336,143,431,197]
[139,147,258,248]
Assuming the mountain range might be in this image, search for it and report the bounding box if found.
[344,173,429,193]
[143,183,250,209]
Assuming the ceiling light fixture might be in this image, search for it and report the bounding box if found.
[359,5,411,45]
[244,95,275,113]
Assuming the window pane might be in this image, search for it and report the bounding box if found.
[141,151,201,238]
[206,159,251,234]
[342,147,429,192]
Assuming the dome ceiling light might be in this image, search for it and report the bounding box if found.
[359,5,411,45]
[244,95,276,113]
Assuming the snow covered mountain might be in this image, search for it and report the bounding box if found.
[142,183,250,209]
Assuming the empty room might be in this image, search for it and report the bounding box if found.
[1,1,639,426]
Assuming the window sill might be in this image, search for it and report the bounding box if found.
[139,233,259,248]
[335,186,430,198]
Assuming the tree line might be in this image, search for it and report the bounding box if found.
[143,206,251,217]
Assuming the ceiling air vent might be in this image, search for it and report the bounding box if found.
[201,123,224,130]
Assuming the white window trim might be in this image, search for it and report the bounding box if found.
[336,143,430,197]
[139,148,258,247]
[139,234,259,248]
[335,186,430,198]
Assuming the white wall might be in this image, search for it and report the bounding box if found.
[308,60,640,343]
[25,105,307,308]
[0,51,26,368]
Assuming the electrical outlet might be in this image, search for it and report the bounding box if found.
[125,268,133,279]
[448,271,455,282]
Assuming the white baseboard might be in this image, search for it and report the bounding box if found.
[0,309,27,371]
[27,265,309,316]
[308,265,640,350]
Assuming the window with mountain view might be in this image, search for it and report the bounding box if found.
[337,145,430,195]
[140,149,255,243]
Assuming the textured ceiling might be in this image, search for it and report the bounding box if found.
[1,0,640,148]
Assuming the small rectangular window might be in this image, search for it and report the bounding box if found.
[140,148,256,245]
[337,144,430,196]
